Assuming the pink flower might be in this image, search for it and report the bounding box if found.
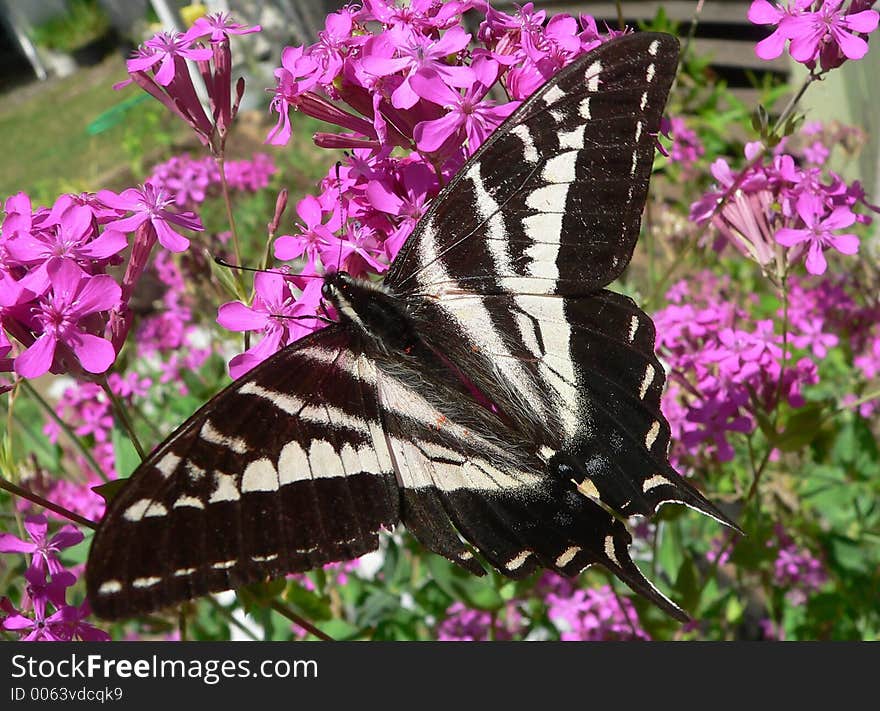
[4,205,127,292]
[14,260,121,378]
[775,194,860,274]
[749,0,811,60]
[360,26,476,109]
[127,31,213,86]
[217,272,324,378]
[0,514,83,576]
[411,58,519,153]
[184,12,261,43]
[98,183,204,253]
[786,0,879,64]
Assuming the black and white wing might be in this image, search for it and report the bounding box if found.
[387,32,735,583]
[87,326,400,619]
[88,318,688,620]
[387,33,678,297]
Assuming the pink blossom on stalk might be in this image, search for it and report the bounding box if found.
[274,195,341,270]
[184,12,261,43]
[0,514,83,576]
[4,205,127,290]
[13,261,121,378]
[544,582,649,640]
[682,392,754,462]
[775,194,860,274]
[98,183,204,253]
[23,566,75,618]
[748,0,811,59]
[2,601,68,641]
[785,0,879,64]
[127,31,213,86]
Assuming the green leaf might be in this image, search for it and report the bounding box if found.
[91,478,128,505]
[280,579,331,621]
[111,427,141,478]
[775,403,827,452]
[656,522,685,580]
[424,555,503,611]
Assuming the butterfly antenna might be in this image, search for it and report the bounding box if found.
[213,256,323,279]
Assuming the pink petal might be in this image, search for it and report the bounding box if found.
[73,274,122,315]
[154,54,177,86]
[414,112,464,152]
[410,70,459,106]
[296,195,323,228]
[788,24,825,62]
[845,9,880,34]
[2,614,36,631]
[66,332,117,374]
[755,30,789,60]
[79,229,128,260]
[274,235,307,261]
[14,334,57,378]
[217,302,269,332]
[775,227,809,246]
[432,26,471,56]
[50,526,84,549]
[804,241,828,275]
[827,233,859,255]
[821,206,857,230]
[104,213,148,234]
[748,0,785,25]
[0,533,35,554]
[365,180,405,215]
[831,27,869,60]
[153,219,191,252]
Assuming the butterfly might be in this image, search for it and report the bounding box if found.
[86,32,735,623]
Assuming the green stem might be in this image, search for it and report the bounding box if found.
[100,377,147,461]
[0,475,98,530]
[772,278,790,431]
[216,155,246,295]
[20,379,107,482]
[268,599,336,642]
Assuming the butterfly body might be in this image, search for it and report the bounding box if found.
[87,33,735,624]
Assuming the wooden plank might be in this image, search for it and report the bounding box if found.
[692,37,788,72]
[534,1,757,24]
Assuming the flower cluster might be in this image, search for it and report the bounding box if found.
[666,116,706,175]
[690,132,876,278]
[216,1,614,375]
[437,601,524,641]
[121,12,260,152]
[541,575,650,640]
[0,515,108,641]
[0,185,204,380]
[654,272,821,463]
[148,152,277,208]
[749,0,879,70]
[770,528,828,605]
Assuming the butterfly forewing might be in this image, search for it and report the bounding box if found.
[386,33,679,297]
[87,326,400,619]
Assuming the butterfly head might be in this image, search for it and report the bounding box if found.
[321,270,417,350]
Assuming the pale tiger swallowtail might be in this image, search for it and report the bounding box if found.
[87,32,735,623]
